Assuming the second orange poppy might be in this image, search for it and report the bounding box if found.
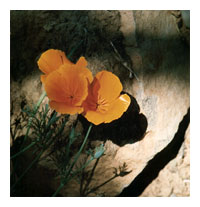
[82,70,131,125]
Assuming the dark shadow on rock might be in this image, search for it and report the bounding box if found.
[10,10,125,81]
[10,10,189,88]
[78,93,148,147]
[117,107,190,197]
[11,164,56,197]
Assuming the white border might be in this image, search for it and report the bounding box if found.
[1,0,199,206]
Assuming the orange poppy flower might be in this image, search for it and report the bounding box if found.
[82,70,131,125]
[37,49,73,83]
[44,57,93,115]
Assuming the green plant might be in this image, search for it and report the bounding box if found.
[10,99,105,196]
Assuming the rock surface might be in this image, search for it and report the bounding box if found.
[10,10,190,197]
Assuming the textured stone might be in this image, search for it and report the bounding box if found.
[119,10,190,196]
[119,10,137,47]
[10,10,190,197]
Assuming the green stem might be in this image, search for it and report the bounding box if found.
[52,157,93,197]
[33,91,47,113]
[11,142,36,160]
[20,91,46,150]
[11,92,47,191]
[52,183,65,197]
[52,123,93,197]
[66,157,94,182]
[11,128,57,192]
[66,123,93,179]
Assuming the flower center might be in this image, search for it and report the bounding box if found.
[66,94,76,105]
[96,97,109,113]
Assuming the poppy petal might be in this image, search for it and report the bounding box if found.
[76,56,87,68]
[45,64,88,105]
[44,69,67,103]
[84,94,130,125]
[82,77,100,112]
[76,57,93,83]
[83,110,106,125]
[60,64,89,105]
[40,74,48,84]
[37,49,72,75]
[49,101,83,115]
[103,94,131,123]
[96,71,123,103]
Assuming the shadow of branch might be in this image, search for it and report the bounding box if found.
[81,162,132,196]
[80,157,100,196]
[118,107,190,197]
